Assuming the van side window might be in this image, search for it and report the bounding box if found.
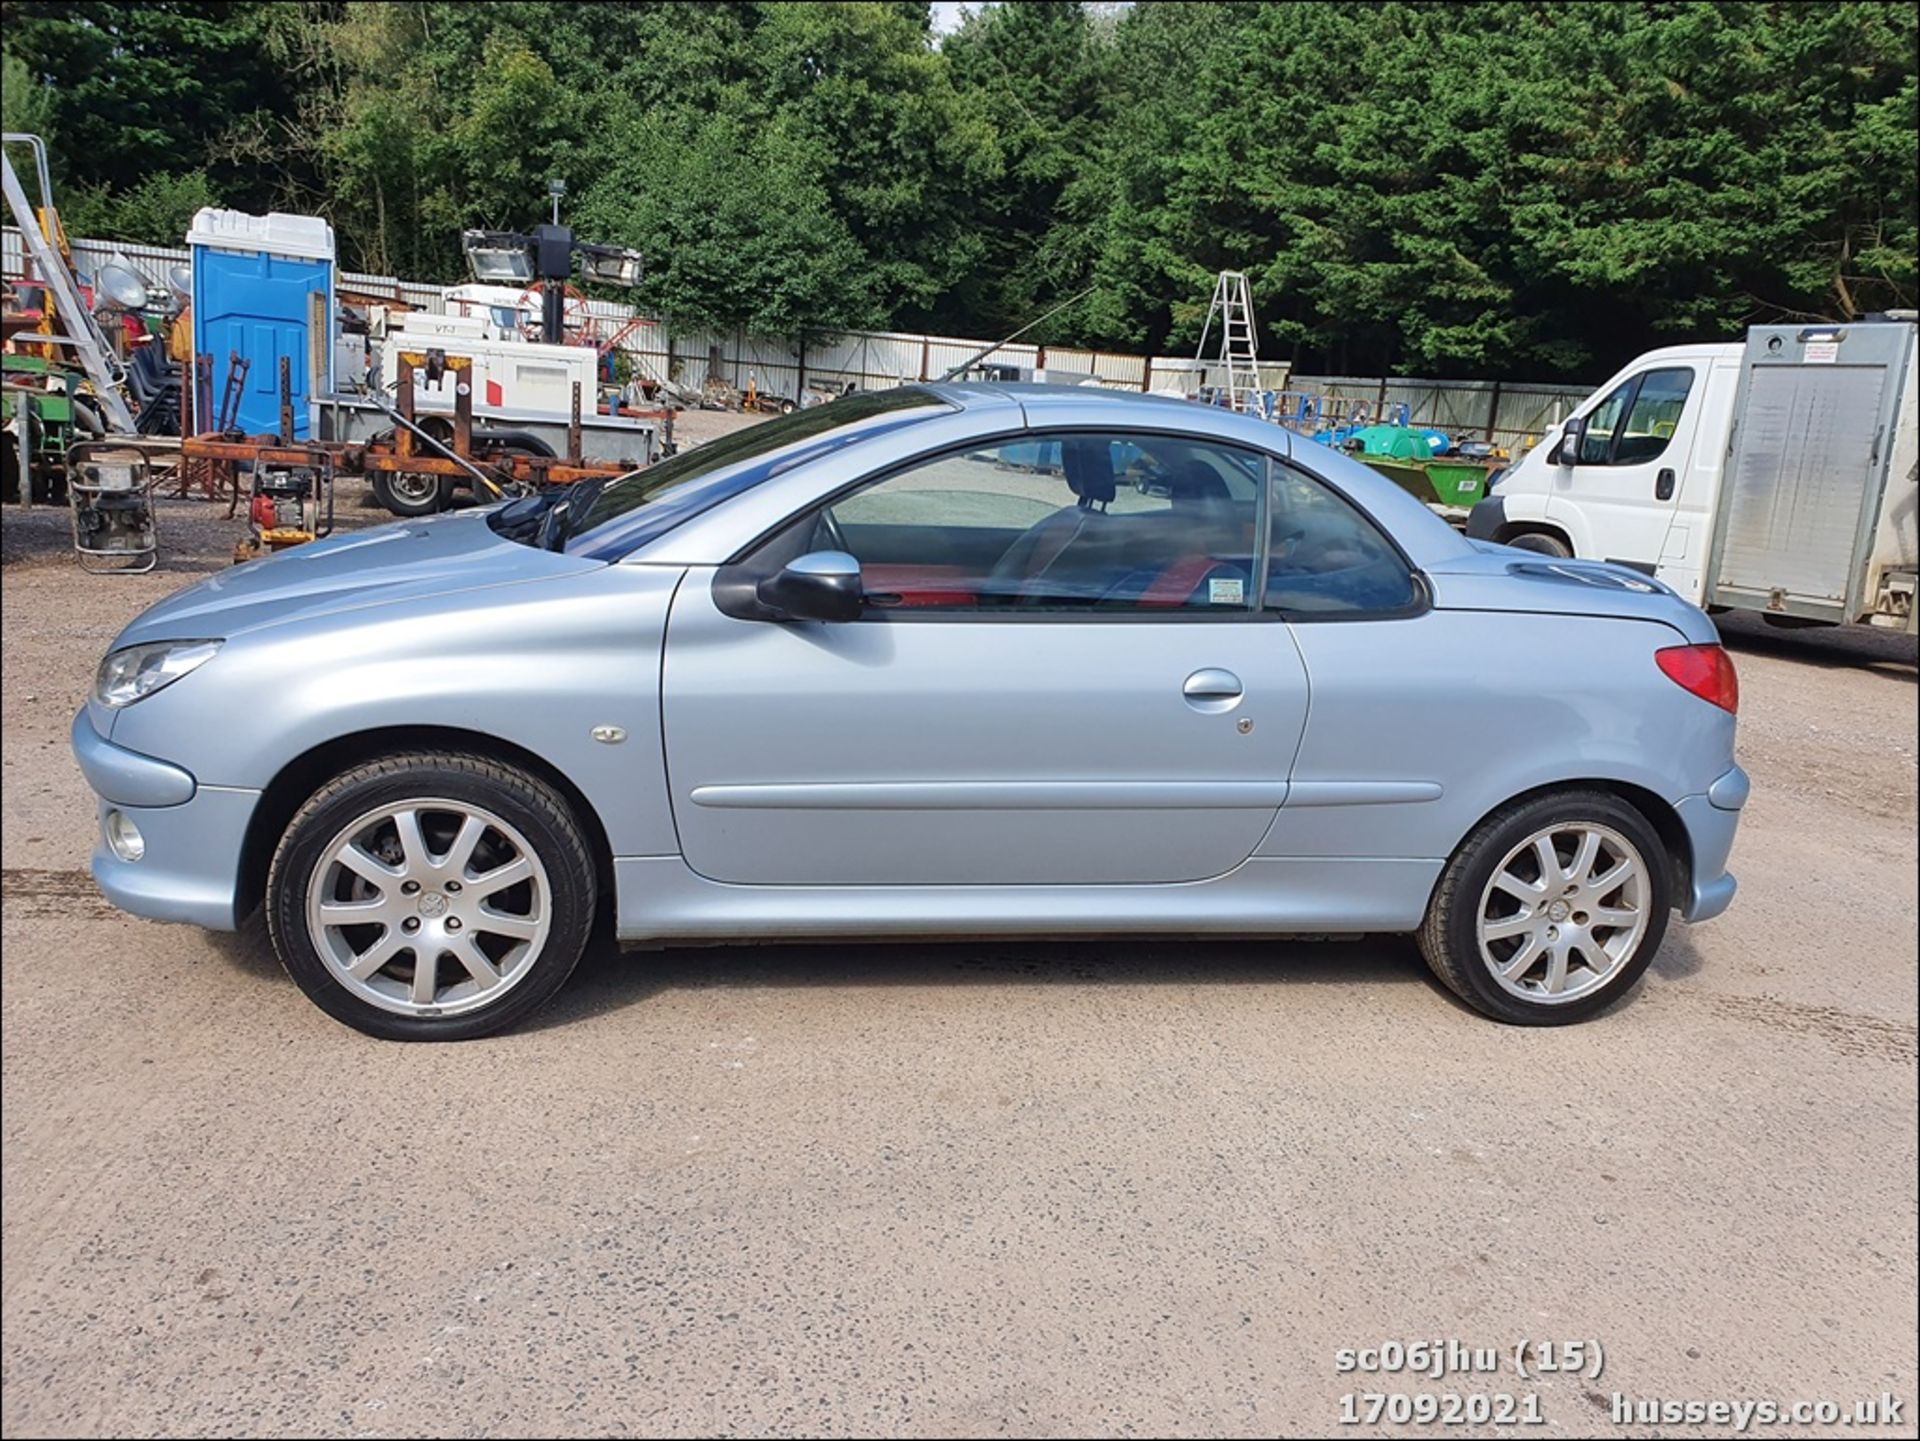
[1613,369,1693,463]
[1576,367,1694,465]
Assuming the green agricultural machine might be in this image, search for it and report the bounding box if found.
[1,353,86,504]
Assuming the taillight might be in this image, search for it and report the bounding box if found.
[1656,643,1738,713]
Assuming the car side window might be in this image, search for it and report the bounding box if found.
[1264,467,1420,616]
[794,433,1265,613]
[1575,367,1694,466]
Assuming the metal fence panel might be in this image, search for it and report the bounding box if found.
[1290,372,1589,450]
[3,229,190,291]
[1042,348,1149,389]
[1492,386,1581,447]
[802,330,933,390]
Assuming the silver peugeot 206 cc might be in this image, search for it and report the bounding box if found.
[74,385,1746,1039]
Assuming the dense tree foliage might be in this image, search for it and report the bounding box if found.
[5,1,1914,377]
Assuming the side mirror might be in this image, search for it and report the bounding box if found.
[1553,415,1586,466]
[756,550,864,622]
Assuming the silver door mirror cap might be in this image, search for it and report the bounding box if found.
[757,550,864,622]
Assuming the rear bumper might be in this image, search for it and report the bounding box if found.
[72,708,256,930]
[1674,764,1748,923]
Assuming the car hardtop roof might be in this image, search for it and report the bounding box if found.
[917,381,1201,413]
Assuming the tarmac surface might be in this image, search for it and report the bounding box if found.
[2,479,1915,1438]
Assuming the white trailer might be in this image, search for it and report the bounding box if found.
[332,310,660,515]
[1468,315,1918,632]
[373,310,604,422]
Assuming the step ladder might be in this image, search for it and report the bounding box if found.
[1194,270,1262,413]
[2,133,136,435]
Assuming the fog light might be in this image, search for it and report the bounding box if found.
[105,809,145,862]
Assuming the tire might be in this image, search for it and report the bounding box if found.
[1505,530,1572,558]
[267,753,596,1040]
[0,428,20,503]
[2,415,50,502]
[1417,789,1671,1025]
[370,469,453,517]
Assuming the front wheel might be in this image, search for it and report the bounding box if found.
[267,753,596,1040]
[1417,790,1671,1024]
[1504,530,1572,558]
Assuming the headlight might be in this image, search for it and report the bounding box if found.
[93,640,222,708]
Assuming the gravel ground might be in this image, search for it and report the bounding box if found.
[1,485,1914,1439]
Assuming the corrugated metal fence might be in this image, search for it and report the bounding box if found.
[2,228,447,313]
[1288,373,1591,452]
[7,226,1593,445]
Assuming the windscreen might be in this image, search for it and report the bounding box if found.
[562,388,957,559]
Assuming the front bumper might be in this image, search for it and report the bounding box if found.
[1465,495,1506,541]
[1674,764,1748,923]
[73,708,257,930]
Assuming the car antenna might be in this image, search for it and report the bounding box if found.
[934,286,1097,384]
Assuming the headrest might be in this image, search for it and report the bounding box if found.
[1061,438,1116,505]
[1164,460,1231,505]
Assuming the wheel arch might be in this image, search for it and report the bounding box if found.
[1429,777,1692,914]
[236,725,616,920]
[1492,519,1574,551]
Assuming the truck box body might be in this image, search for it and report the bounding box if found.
[1707,321,1918,626]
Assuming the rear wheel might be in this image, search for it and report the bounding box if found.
[1418,790,1671,1024]
[1504,530,1572,558]
[370,469,453,517]
[267,753,596,1040]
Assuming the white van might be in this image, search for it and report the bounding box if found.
[1468,316,1917,632]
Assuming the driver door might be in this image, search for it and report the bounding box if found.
[659,431,1311,886]
[1548,365,1700,571]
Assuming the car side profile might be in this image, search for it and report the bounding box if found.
[73,385,1747,1040]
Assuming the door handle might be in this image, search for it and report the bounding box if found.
[1183,668,1243,712]
[1655,467,1676,501]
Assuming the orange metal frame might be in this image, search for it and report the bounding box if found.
[180,348,662,498]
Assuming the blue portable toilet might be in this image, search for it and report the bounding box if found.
[188,209,335,439]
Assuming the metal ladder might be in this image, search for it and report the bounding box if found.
[2,133,136,434]
[1194,270,1262,413]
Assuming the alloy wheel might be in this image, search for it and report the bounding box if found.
[1475,821,1649,1004]
[304,798,552,1017]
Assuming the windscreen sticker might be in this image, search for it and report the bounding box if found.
[1210,576,1245,605]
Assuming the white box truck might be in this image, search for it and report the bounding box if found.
[1467,315,1917,632]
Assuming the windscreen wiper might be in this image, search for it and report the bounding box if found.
[538,475,611,551]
